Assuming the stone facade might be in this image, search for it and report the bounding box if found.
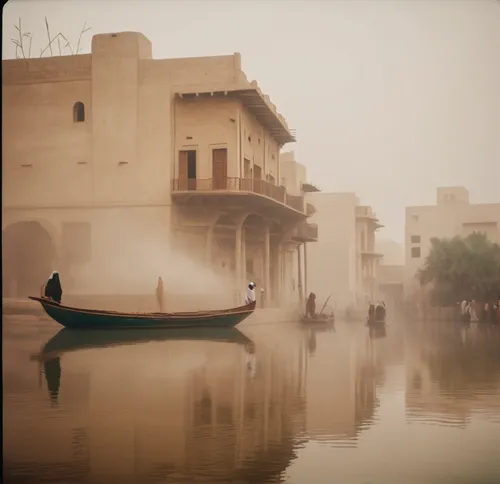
[404,186,500,297]
[2,31,317,309]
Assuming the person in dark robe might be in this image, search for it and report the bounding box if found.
[375,302,386,321]
[156,276,164,312]
[305,292,316,318]
[368,303,375,323]
[44,271,63,304]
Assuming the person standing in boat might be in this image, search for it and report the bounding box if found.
[305,292,316,318]
[44,271,63,304]
[245,282,256,305]
[156,276,164,312]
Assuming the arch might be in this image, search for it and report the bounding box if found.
[2,221,57,298]
[73,102,85,123]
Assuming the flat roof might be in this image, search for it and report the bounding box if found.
[176,89,296,145]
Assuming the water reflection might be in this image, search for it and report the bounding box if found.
[3,317,500,483]
[4,321,307,483]
[34,327,254,406]
[406,322,500,427]
[303,320,335,356]
[302,322,388,449]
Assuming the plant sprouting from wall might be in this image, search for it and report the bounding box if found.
[11,17,91,59]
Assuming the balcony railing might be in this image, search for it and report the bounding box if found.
[173,177,306,214]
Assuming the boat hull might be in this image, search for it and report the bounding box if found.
[29,297,256,330]
[367,317,386,326]
[301,315,335,324]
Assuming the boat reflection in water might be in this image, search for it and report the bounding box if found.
[368,324,387,339]
[304,320,335,356]
[35,327,254,405]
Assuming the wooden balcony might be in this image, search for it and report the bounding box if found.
[172,177,306,217]
[306,202,316,216]
[356,206,384,229]
[292,222,318,242]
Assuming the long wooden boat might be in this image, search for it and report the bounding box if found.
[29,296,256,330]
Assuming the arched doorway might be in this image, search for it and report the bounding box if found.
[2,221,57,298]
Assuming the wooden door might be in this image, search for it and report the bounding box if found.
[178,151,188,190]
[253,164,262,194]
[212,148,228,190]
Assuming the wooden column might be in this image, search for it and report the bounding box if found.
[235,224,242,304]
[297,244,303,307]
[304,241,308,299]
[264,225,270,306]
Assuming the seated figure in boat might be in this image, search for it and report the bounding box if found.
[375,301,386,321]
[305,292,317,318]
[245,282,256,305]
[44,271,63,304]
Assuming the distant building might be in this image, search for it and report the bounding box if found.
[306,192,384,312]
[404,186,500,296]
[2,31,318,307]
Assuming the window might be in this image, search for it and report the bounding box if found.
[73,102,85,123]
[411,235,421,243]
[411,247,421,258]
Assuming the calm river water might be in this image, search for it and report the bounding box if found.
[3,315,500,484]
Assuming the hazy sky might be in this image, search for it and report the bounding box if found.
[3,0,500,242]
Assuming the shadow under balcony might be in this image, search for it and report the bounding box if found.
[291,221,318,243]
[172,177,306,220]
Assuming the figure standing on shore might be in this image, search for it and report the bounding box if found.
[44,271,63,304]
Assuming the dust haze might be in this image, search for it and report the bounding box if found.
[71,216,234,309]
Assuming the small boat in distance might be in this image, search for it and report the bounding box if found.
[29,296,256,330]
[367,303,387,326]
[301,314,335,325]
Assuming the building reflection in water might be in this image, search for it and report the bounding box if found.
[405,322,500,427]
[4,326,308,483]
[302,323,385,448]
